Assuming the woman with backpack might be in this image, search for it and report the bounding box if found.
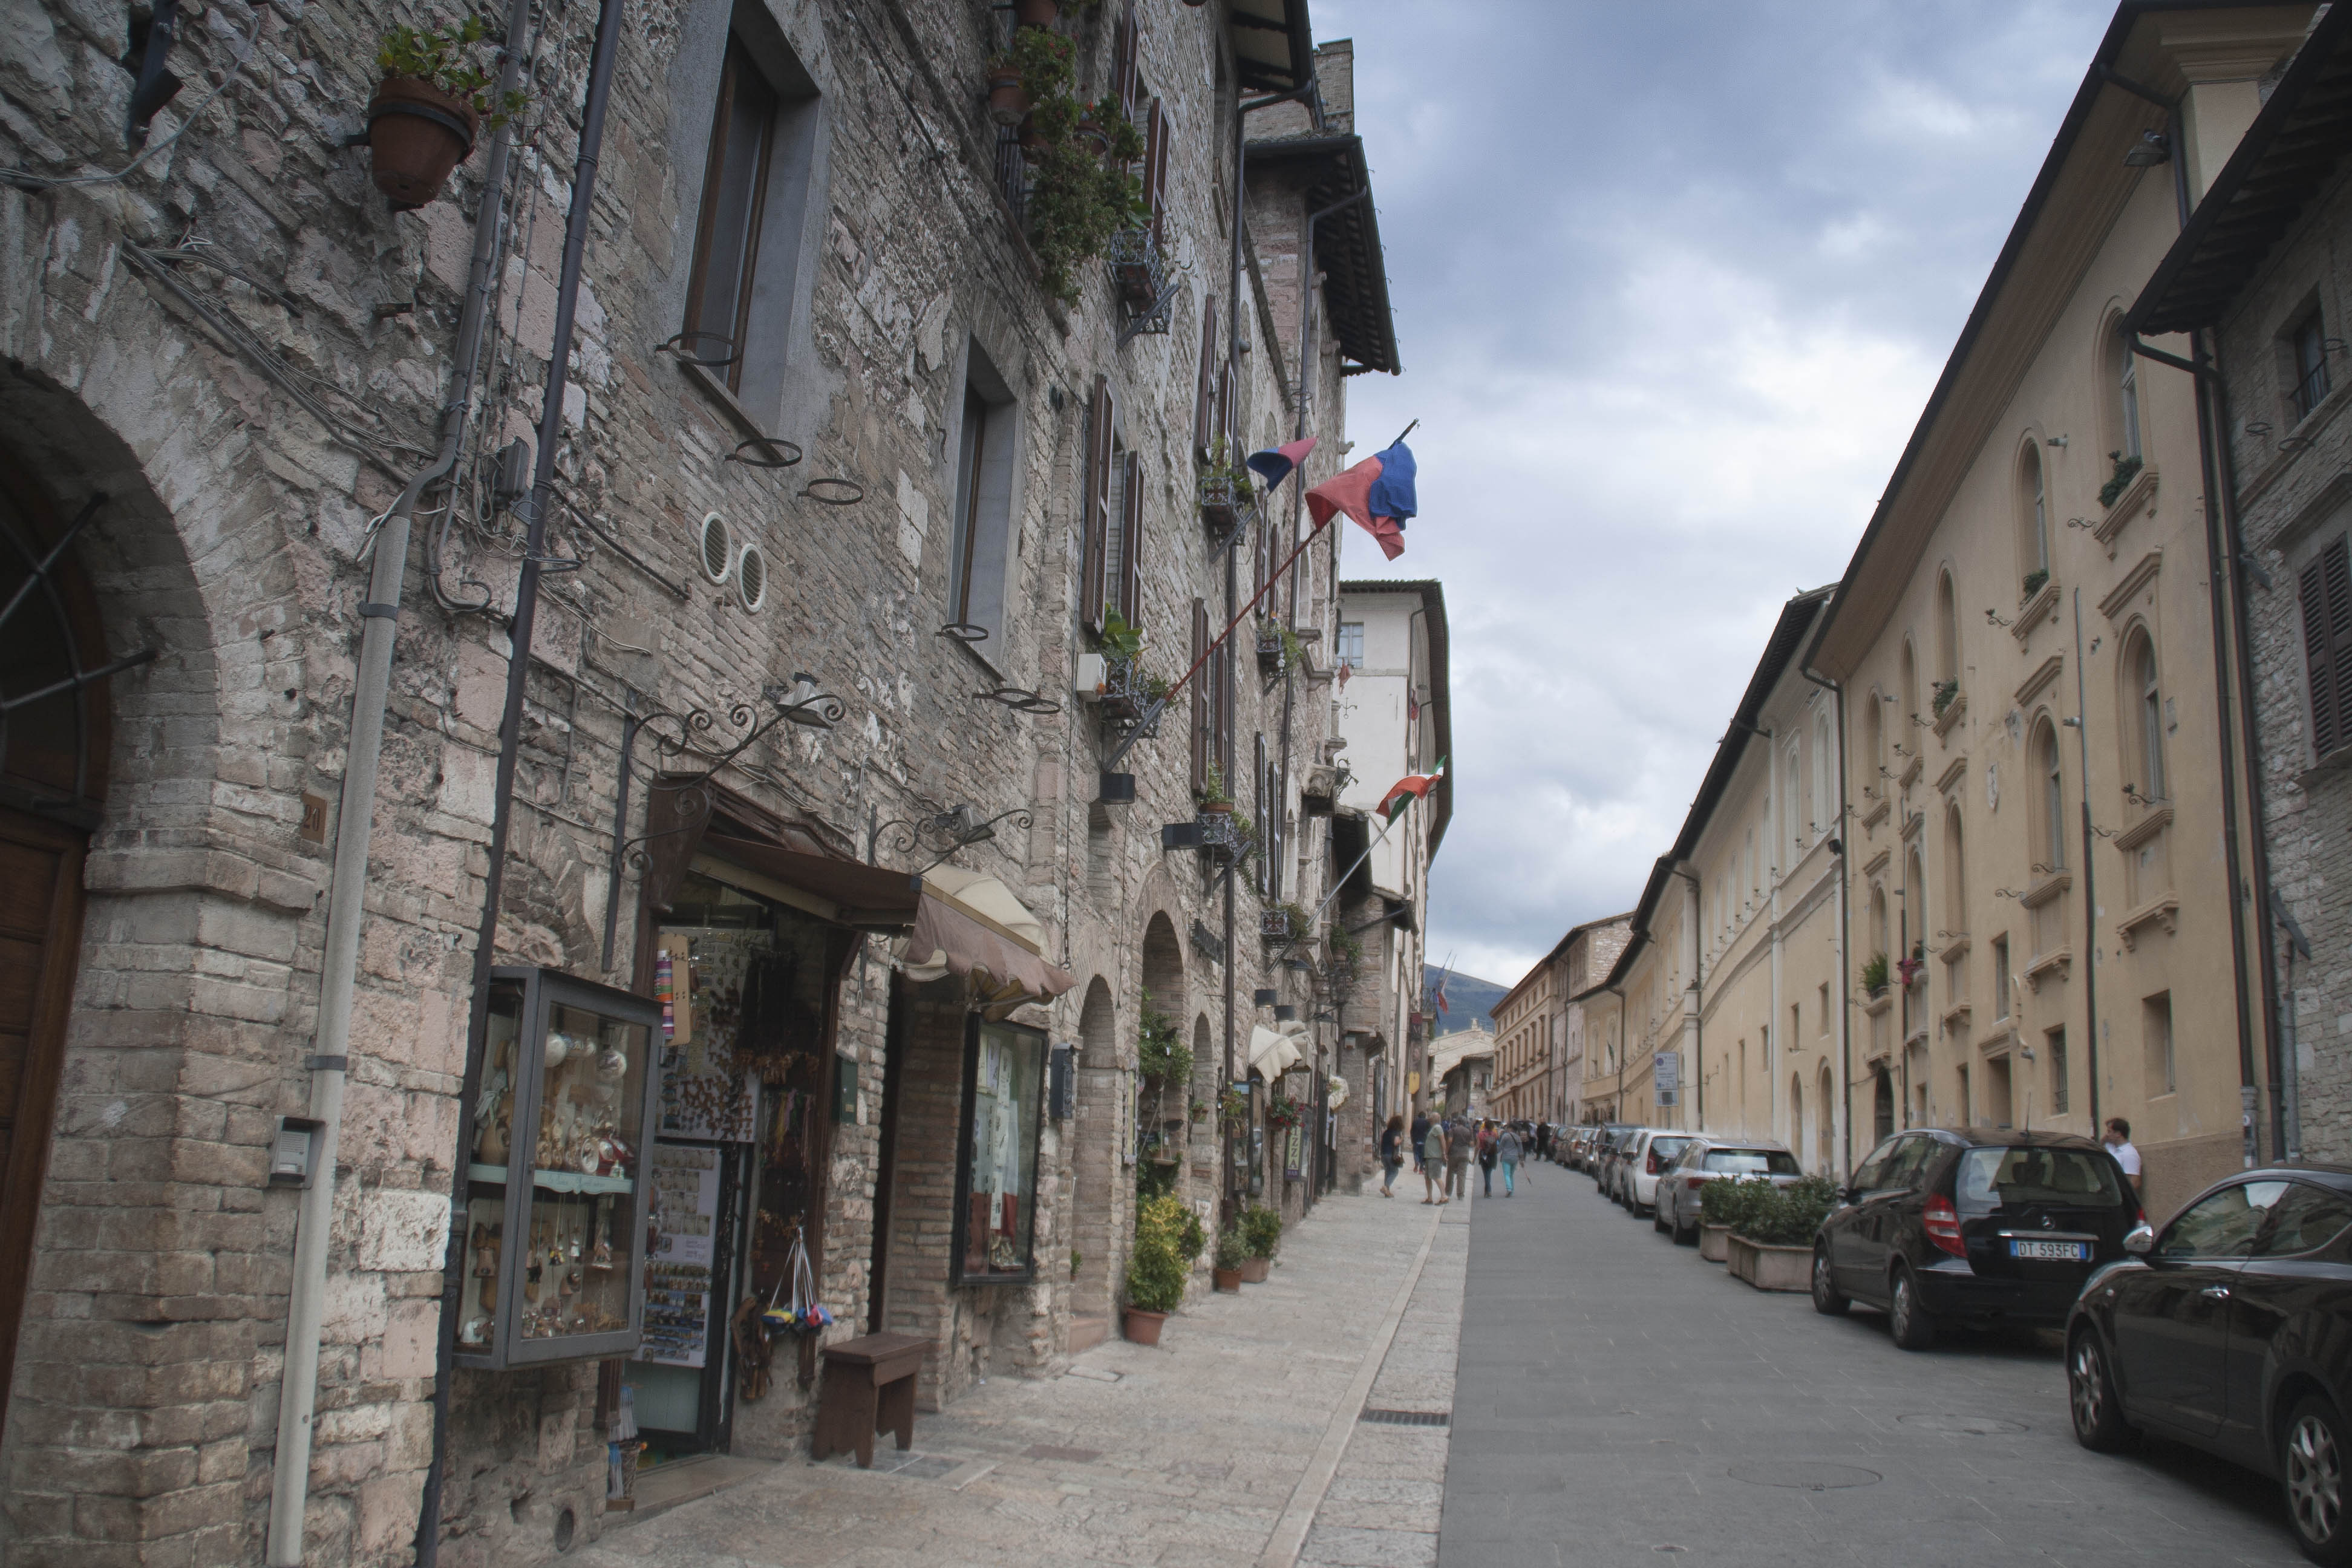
[1497,1123,1524,1197]
[1378,1113,1405,1197]
[1420,1116,1449,1204]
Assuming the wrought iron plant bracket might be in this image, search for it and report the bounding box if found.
[1107,227,1184,349]
[599,675,846,967]
[867,802,1035,875]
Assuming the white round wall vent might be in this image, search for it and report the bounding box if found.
[698,512,733,584]
[736,540,768,613]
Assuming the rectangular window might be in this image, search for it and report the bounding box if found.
[2291,307,2332,423]
[953,1018,1047,1284]
[1336,621,1364,669]
[1080,376,1114,632]
[684,27,817,408]
[1958,1064,1970,1128]
[2048,1025,2069,1116]
[1194,295,1218,464]
[1991,935,2011,1019]
[2303,535,2351,759]
[1189,598,1209,795]
[2145,991,2175,1097]
[946,348,1018,645]
[1815,985,1828,1037]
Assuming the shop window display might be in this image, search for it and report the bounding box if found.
[954,1020,1047,1284]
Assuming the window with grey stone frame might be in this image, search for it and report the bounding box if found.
[681,9,821,414]
[946,341,1019,652]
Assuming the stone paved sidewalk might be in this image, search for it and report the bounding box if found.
[574,1187,1456,1568]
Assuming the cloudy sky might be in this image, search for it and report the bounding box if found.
[1313,0,2120,989]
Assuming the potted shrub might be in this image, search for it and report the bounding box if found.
[1726,1177,1837,1292]
[369,17,526,210]
[2099,449,2144,509]
[1023,96,1146,298]
[1212,1227,1246,1292]
[1218,1085,1250,1137]
[1196,762,1234,816]
[1697,1175,1765,1264]
[1860,952,1889,999]
[1198,439,1255,532]
[987,62,1030,127]
[2021,567,2050,603]
[1123,1193,1191,1344]
[1238,1203,1280,1283]
[1932,678,1959,719]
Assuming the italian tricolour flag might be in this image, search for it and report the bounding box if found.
[1376,757,1447,823]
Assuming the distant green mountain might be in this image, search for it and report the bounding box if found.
[1423,965,1507,1036]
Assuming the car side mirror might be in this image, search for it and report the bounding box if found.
[1835,1184,1855,1204]
[2123,1224,2155,1256]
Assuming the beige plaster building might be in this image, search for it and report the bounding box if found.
[1495,913,1629,1125]
[1804,1,2318,1216]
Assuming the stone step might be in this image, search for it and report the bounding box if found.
[1067,1313,1109,1353]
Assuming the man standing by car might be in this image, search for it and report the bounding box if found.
[2103,1119,2143,1196]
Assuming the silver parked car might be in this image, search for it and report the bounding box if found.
[1653,1138,1805,1244]
[1620,1129,1701,1215]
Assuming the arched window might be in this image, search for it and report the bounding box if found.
[2035,719,2066,870]
[1813,713,1832,835]
[1818,1063,1835,1175]
[1944,805,1967,932]
[1906,848,1926,970]
[1864,692,1885,795]
[1786,745,1802,853]
[1791,1073,1806,1170]
[2125,628,2165,800]
[1870,883,1889,962]
[1901,638,1919,727]
[1935,569,1960,689]
[2019,443,2050,586]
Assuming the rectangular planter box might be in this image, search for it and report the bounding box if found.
[1699,1223,1730,1263]
[1725,1233,1810,1292]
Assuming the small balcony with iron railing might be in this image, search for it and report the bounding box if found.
[2292,354,2333,425]
[1106,226,1175,345]
[1097,652,1166,741]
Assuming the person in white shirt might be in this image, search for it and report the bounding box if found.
[2103,1118,2143,1196]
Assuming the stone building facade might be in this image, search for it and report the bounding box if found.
[0,0,1403,1564]
[2130,5,2352,1165]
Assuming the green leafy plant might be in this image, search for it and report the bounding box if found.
[1266,1090,1302,1130]
[2099,449,2144,509]
[2021,567,2050,601]
[1098,606,1145,662]
[377,16,528,126]
[1190,1097,1209,1122]
[1699,1175,1770,1231]
[1328,924,1364,966]
[1214,1226,1247,1271]
[1732,1176,1839,1247]
[998,25,1074,106]
[1070,1249,1082,1278]
[1240,1203,1281,1261]
[1126,1193,1191,1312]
[1027,133,1148,302]
[1196,761,1232,809]
[1218,1085,1250,1134]
[1137,991,1192,1085]
[1199,437,1257,494]
[1177,1206,1206,1266]
[1931,678,1959,719]
[1860,952,1889,998]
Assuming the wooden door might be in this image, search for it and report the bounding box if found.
[0,805,87,1407]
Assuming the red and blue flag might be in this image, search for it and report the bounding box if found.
[1306,440,1417,561]
[1245,437,1317,491]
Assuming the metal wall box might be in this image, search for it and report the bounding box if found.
[454,965,664,1370]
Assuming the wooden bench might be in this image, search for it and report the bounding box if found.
[813,1331,924,1468]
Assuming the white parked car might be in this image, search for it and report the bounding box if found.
[1619,1129,1700,1216]
[1652,1138,1805,1243]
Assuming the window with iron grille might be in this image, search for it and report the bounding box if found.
[2290,307,2332,424]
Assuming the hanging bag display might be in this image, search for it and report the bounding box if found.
[759,1231,834,1338]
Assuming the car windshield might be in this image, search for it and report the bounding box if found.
[1956,1146,2127,1214]
[1705,1149,1802,1175]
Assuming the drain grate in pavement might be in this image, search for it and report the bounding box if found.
[1022,1445,1102,1463]
[1726,1462,1880,1492]
[1359,1408,1450,1428]
[1897,1413,2028,1436]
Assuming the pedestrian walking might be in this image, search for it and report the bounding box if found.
[1410,1109,1430,1176]
[1446,1116,1472,1201]
[1497,1124,1523,1197]
[1421,1116,1449,1204]
[2103,1117,2143,1195]
[1534,1122,1552,1161]
[1477,1120,1498,1197]
[1379,1114,1405,1197]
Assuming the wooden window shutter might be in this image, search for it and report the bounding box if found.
[1081,375,1114,632]
[1216,359,1237,455]
[1144,98,1171,243]
[1113,2,1140,120]
[1254,734,1270,895]
[1190,598,1209,792]
[1216,634,1234,785]
[1119,450,1145,625]
[1194,295,1218,463]
[2305,536,2352,757]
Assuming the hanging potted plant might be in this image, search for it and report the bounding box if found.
[987,62,1030,127]
[999,28,1073,152]
[1196,762,1234,815]
[1218,1085,1250,1137]
[369,16,526,209]
[1860,952,1889,999]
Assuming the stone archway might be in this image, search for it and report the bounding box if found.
[1070,977,1120,1333]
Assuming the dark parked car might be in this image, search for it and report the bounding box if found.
[2066,1164,2352,1565]
[1810,1129,2141,1350]
[1592,1123,1638,1195]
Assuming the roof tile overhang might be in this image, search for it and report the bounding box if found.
[1339,578,1451,856]
[1800,3,2317,679]
[2133,4,2352,333]
[1246,132,1402,375]
[1229,0,1316,95]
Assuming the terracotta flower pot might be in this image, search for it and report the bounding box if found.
[1014,0,1059,25]
[1017,114,1050,162]
[1121,1306,1168,1345]
[1200,801,1234,815]
[987,69,1031,128]
[1212,1267,1241,1293]
[367,75,479,210]
[1238,1256,1269,1283]
[1074,116,1111,158]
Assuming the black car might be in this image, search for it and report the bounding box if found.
[2065,1164,2352,1565]
[1810,1128,2141,1349]
[1593,1123,1639,1199]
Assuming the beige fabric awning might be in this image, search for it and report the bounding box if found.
[1247,1021,1309,1079]
[893,866,1075,1004]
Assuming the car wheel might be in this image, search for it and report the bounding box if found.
[1673,1210,1697,1246]
[1653,1204,1668,1233]
[1811,1244,1849,1316]
[2285,1395,2352,1565]
[2066,1328,2135,1453]
[1889,1266,1937,1350]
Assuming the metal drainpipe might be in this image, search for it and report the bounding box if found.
[1673,866,1700,1131]
[1801,668,1852,1175]
[2067,591,2103,1135]
[263,7,530,1561]
[415,0,626,1555]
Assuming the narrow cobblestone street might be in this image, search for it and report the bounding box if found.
[1440,1166,2307,1568]
[574,1189,1464,1568]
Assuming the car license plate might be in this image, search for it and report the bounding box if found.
[2010,1239,2089,1261]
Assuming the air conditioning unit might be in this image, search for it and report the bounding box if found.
[1074,651,1106,699]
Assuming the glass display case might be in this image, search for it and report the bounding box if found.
[951,1019,1047,1285]
[455,966,662,1369]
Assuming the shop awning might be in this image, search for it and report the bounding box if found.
[1327,1074,1348,1111]
[1248,1021,1309,1079]
[894,866,1075,1004]
[699,835,924,928]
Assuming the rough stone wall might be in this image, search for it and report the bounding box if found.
[0,0,1371,1560]
[2215,159,2352,1166]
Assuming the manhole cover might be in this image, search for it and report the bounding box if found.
[1726,1462,1881,1491]
[1897,1413,2028,1436]
[1023,1445,1102,1463]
